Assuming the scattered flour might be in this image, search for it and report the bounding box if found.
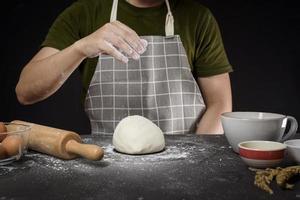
[103,144,189,163]
[0,137,226,175]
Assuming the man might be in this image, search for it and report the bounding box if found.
[15,0,232,134]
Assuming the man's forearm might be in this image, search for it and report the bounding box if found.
[16,43,86,105]
[196,104,231,135]
[196,73,232,135]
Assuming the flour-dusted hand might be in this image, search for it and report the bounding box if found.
[75,20,148,63]
[16,21,148,105]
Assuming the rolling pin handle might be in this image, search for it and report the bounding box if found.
[65,140,104,161]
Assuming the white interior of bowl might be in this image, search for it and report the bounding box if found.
[221,112,285,120]
[239,141,286,151]
[284,139,300,149]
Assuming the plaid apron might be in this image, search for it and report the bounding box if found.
[84,0,206,135]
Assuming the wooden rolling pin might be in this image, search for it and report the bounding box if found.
[11,120,104,161]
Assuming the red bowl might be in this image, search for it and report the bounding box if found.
[238,141,286,168]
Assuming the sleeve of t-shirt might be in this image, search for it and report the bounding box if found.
[193,9,233,77]
[41,1,86,50]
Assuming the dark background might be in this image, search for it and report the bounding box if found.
[1,0,299,134]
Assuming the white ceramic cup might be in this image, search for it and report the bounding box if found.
[283,139,300,164]
[221,112,298,153]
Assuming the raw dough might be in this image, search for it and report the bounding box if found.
[113,115,165,154]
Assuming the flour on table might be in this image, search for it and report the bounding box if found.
[103,143,189,163]
[0,136,220,174]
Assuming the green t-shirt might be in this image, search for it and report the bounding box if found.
[42,0,232,102]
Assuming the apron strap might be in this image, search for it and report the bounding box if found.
[110,0,119,22]
[164,0,174,37]
[110,0,174,37]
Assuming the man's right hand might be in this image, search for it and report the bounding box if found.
[74,20,148,63]
[16,21,148,105]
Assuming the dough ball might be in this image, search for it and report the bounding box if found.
[113,115,165,154]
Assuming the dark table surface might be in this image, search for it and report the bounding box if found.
[0,134,299,200]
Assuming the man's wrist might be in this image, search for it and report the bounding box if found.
[73,40,88,59]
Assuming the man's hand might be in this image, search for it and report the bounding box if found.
[75,20,148,63]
